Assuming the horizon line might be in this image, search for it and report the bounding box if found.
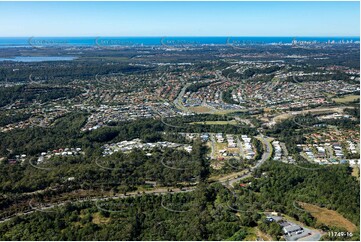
[0,36,360,38]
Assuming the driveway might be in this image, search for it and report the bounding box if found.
[285,227,322,241]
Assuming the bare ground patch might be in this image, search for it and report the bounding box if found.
[298,202,357,232]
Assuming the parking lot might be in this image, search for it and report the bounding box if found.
[284,226,314,241]
[266,214,322,241]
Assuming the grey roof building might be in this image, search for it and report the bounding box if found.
[283,224,303,234]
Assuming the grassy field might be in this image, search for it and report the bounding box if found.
[243,227,258,241]
[273,106,348,124]
[298,202,357,232]
[255,227,273,241]
[215,142,228,154]
[211,109,248,115]
[351,166,359,181]
[92,212,111,225]
[227,147,240,154]
[190,120,238,125]
[188,106,213,113]
[213,142,229,161]
[332,95,360,103]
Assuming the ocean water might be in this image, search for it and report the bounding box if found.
[0,37,359,48]
[0,56,77,62]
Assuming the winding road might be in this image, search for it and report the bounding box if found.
[219,135,273,187]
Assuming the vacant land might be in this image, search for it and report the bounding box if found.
[332,95,360,103]
[211,109,247,115]
[190,120,238,125]
[92,212,111,225]
[189,106,213,113]
[255,227,272,241]
[298,202,357,232]
[243,227,258,241]
[215,142,228,155]
[273,106,352,123]
[351,166,360,181]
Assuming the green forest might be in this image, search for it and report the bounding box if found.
[0,85,82,107]
[1,158,359,241]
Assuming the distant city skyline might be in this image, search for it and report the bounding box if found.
[0,1,359,37]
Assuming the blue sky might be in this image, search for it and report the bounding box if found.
[0,1,359,37]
